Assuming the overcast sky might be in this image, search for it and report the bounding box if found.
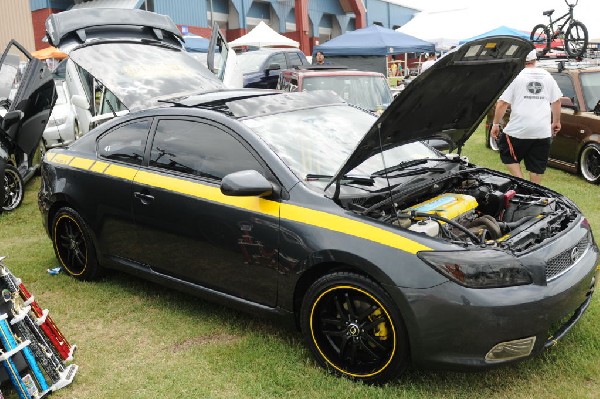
[397,0,600,39]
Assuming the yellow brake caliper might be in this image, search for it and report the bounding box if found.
[370,308,388,340]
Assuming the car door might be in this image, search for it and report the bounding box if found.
[131,117,280,306]
[0,40,56,156]
[207,22,242,89]
[260,53,287,89]
[92,118,152,262]
[550,72,580,164]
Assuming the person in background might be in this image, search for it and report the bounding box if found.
[313,51,331,65]
[490,49,562,185]
[420,53,436,72]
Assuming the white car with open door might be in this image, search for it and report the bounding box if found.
[0,40,56,213]
[45,8,229,138]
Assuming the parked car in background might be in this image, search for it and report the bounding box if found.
[237,48,308,89]
[277,66,393,114]
[38,36,599,384]
[42,79,77,148]
[46,8,227,138]
[0,40,56,212]
[486,61,600,183]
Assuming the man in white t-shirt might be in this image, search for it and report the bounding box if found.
[490,49,562,185]
[420,53,436,73]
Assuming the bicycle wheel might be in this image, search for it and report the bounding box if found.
[530,24,551,54]
[565,21,588,58]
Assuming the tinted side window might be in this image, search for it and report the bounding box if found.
[267,53,286,70]
[287,52,304,68]
[149,119,264,180]
[97,119,150,165]
[552,73,577,104]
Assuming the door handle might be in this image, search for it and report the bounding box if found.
[134,191,154,204]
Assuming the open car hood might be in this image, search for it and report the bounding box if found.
[329,36,534,190]
[46,9,225,111]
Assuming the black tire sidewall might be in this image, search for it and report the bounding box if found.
[300,272,409,384]
[531,24,551,51]
[565,21,588,58]
[51,207,101,280]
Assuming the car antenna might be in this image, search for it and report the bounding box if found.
[377,122,402,226]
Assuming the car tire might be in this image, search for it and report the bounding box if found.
[2,164,24,212]
[300,272,409,384]
[579,143,600,184]
[52,207,103,280]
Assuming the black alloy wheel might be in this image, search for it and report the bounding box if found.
[565,21,588,58]
[52,207,102,280]
[301,272,408,384]
[530,24,551,55]
[580,143,600,183]
[2,164,24,211]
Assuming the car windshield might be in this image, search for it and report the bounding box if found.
[302,75,393,112]
[237,52,269,74]
[580,71,600,110]
[68,42,224,111]
[242,104,439,187]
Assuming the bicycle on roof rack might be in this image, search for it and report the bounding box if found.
[530,0,588,58]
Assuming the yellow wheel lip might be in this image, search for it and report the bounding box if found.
[53,214,87,276]
[309,284,397,378]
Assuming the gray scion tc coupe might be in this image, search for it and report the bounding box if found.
[37,14,599,384]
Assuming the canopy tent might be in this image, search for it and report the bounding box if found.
[397,8,502,51]
[314,24,434,56]
[229,21,299,48]
[183,34,210,53]
[31,46,67,60]
[459,26,530,44]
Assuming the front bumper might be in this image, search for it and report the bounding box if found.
[388,225,599,370]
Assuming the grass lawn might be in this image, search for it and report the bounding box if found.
[0,125,598,398]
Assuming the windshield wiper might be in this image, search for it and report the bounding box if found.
[385,167,447,178]
[306,174,374,185]
[371,158,448,177]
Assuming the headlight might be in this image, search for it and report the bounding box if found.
[47,115,67,127]
[418,250,532,288]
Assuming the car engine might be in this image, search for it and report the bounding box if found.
[352,169,579,253]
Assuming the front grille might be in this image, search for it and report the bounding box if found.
[546,235,589,280]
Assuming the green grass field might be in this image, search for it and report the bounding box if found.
[0,126,598,398]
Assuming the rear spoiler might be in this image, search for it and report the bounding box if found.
[45,8,183,47]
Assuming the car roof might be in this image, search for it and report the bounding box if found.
[237,48,302,55]
[157,89,346,119]
[282,68,384,78]
[538,59,600,73]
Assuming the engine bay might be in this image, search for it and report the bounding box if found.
[347,169,579,253]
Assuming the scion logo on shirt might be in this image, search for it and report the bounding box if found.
[527,81,543,94]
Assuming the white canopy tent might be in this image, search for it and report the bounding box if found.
[397,8,500,51]
[229,21,299,48]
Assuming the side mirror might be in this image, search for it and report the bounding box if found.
[265,63,281,75]
[0,110,23,131]
[560,96,578,111]
[71,94,90,110]
[221,170,273,197]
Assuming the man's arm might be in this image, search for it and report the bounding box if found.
[551,99,561,136]
[490,100,510,139]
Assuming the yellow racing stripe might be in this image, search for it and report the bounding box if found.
[47,153,431,254]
